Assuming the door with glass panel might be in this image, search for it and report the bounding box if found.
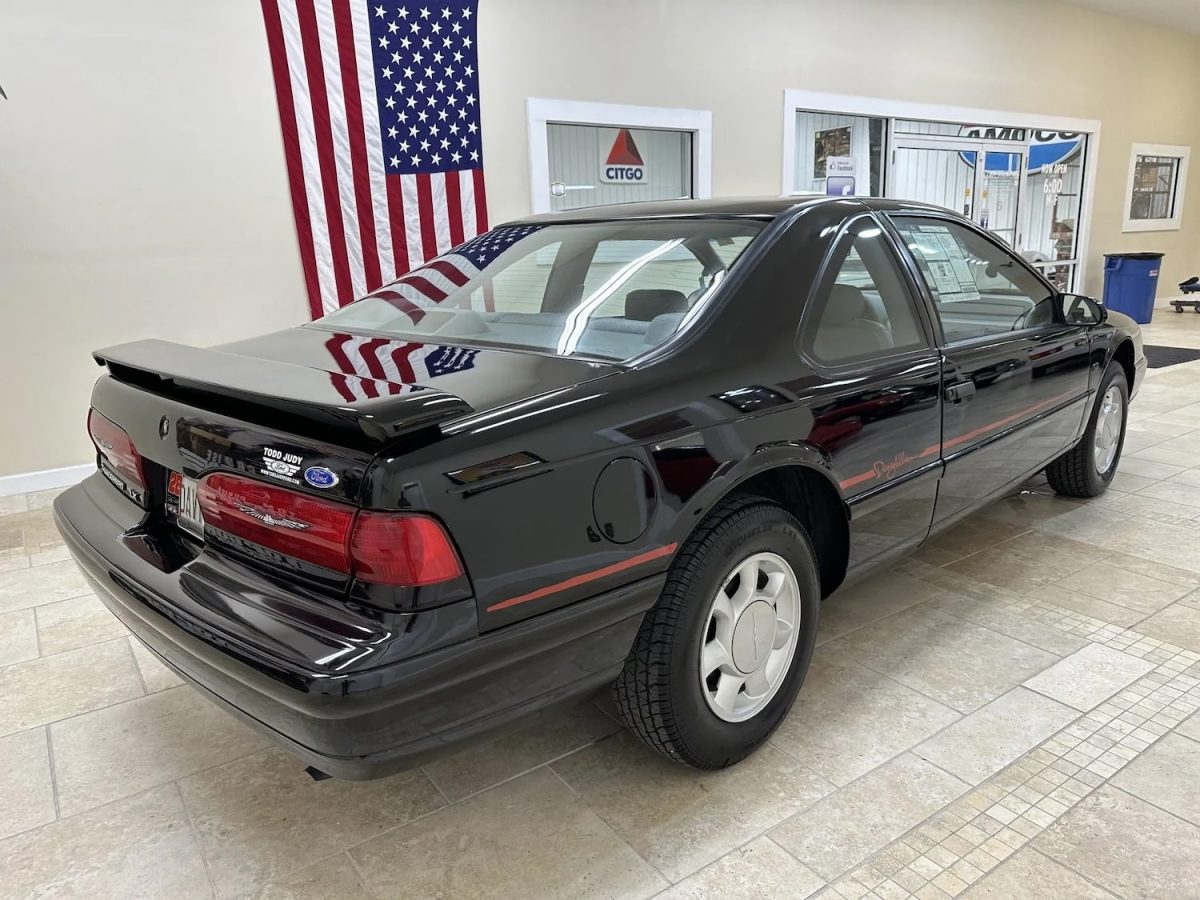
[889,139,1025,248]
[1017,133,1089,292]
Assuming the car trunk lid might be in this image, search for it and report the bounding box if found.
[93,338,473,448]
[86,327,618,594]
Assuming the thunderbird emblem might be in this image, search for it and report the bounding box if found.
[235,504,310,530]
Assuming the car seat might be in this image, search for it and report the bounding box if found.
[625,289,689,321]
[817,284,895,359]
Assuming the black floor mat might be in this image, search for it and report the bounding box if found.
[1144,345,1200,368]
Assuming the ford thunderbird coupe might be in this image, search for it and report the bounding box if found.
[55,196,1144,777]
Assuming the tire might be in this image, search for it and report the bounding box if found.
[613,495,820,769]
[1045,361,1129,498]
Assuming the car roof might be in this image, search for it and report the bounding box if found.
[507,195,956,225]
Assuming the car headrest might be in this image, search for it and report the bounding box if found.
[823,284,869,325]
[626,289,688,322]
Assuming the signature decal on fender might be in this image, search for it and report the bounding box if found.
[872,452,916,480]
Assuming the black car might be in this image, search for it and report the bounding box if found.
[55,196,1144,778]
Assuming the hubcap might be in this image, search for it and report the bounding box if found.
[699,552,801,723]
[1093,385,1124,475]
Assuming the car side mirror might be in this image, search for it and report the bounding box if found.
[1060,293,1107,326]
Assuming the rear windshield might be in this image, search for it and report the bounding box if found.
[316,219,765,361]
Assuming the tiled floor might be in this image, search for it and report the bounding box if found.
[4,306,1200,899]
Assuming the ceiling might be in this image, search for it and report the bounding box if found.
[1058,0,1200,34]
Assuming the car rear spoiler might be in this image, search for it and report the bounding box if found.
[93,339,474,445]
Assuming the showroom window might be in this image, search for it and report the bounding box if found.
[793,112,886,197]
[1123,143,1191,232]
[782,91,1100,292]
[526,98,712,214]
[546,124,694,212]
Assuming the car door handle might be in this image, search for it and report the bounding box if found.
[944,381,976,404]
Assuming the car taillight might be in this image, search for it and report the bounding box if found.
[198,473,355,572]
[87,408,146,492]
[196,473,463,586]
[351,511,464,586]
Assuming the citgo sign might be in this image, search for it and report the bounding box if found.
[601,129,647,184]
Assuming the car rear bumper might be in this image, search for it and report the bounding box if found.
[54,476,660,779]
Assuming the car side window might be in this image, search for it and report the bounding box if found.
[801,218,929,366]
[891,217,1057,343]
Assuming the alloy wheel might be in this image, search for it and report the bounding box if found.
[699,551,801,723]
[1093,384,1124,475]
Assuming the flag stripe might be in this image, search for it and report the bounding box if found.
[261,2,323,317]
[431,173,452,254]
[473,167,489,233]
[389,343,420,383]
[397,273,448,302]
[294,0,355,313]
[373,288,428,323]
[275,0,339,317]
[401,175,424,274]
[313,2,367,301]
[444,171,465,247]
[383,174,410,276]
[324,333,357,378]
[331,1,382,291]
[397,267,465,298]
[426,259,470,287]
[343,336,381,397]
[416,173,439,264]
[359,337,391,380]
[458,168,477,242]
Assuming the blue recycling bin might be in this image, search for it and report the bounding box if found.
[1103,252,1163,324]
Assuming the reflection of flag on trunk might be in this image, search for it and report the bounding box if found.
[324,334,479,401]
[261,0,489,319]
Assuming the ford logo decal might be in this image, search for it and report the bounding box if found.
[303,466,339,489]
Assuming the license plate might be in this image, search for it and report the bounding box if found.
[166,471,204,538]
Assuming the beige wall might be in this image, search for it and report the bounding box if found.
[2,0,1199,478]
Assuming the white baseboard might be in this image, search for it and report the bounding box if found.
[0,463,93,498]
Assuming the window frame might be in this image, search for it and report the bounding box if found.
[884,211,1065,350]
[1122,142,1191,233]
[526,98,713,215]
[796,212,938,373]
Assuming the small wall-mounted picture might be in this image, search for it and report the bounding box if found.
[814,125,852,178]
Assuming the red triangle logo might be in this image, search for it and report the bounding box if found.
[605,129,645,166]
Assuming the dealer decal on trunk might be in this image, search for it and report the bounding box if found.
[261,447,303,485]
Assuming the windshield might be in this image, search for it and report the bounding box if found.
[316,219,765,361]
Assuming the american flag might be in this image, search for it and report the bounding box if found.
[261,0,488,319]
